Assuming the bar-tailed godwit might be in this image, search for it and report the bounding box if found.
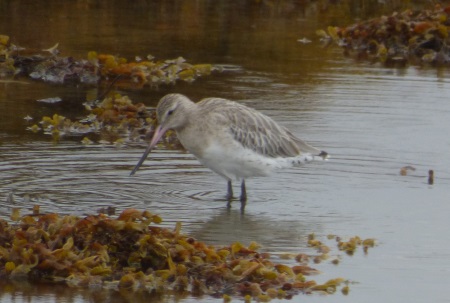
[131,94,328,205]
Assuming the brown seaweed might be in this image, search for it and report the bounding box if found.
[0,208,375,301]
[0,35,218,86]
[321,5,450,66]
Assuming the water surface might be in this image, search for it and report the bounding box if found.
[1,1,450,303]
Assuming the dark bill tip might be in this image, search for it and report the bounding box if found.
[130,146,152,176]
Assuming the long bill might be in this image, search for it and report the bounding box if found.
[130,125,168,176]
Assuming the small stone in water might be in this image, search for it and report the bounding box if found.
[36,97,62,103]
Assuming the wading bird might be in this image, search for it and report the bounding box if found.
[131,94,328,207]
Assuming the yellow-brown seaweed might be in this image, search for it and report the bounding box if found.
[0,208,374,301]
[322,5,450,66]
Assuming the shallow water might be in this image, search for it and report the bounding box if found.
[2,1,450,302]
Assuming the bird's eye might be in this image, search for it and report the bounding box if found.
[167,109,174,116]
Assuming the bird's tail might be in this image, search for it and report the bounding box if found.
[293,137,329,161]
[314,150,329,161]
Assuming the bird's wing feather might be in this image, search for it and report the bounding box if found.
[199,98,322,158]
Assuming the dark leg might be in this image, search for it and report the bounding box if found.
[240,179,247,203]
[226,180,233,208]
[226,180,233,200]
[240,179,247,211]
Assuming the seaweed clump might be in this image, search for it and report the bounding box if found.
[319,5,450,66]
[26,93,179,147]
[0,208,370,301]
[0,34,218,86]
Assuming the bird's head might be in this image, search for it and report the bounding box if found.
[130,94,194,175]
